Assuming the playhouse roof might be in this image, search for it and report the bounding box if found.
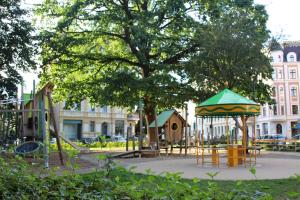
[149,110,176,128]
[23,93,32,105]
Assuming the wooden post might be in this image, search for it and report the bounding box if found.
[47,93,64,166]
[179,124,183,156]
[201,117,204,165]
[126,127,129,151]
[21,83,25,138]
[226,115,229,167]
[41,92,49,168]
[242,115,246,167]
[32,80,36,139]
[154,107,160,152]
[132,124,135,151]
[254,116,256,164]
[138,101,143,150]
[185,104,188,156]
[196,116,199,164]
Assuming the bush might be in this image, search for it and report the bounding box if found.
[0,155,276,200]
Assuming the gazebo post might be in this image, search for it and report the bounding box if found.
[201,117,204,165]
[242,115,247,167]
[254,116,257,164]
[226,115,229,167]
[196,116,199,164]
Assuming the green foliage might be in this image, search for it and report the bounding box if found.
[186,1,273,104]
[0,156,299,199]
[249,166,257,179]
[206,171,220,180]
[37,0,272,119]
[0,0,36,99]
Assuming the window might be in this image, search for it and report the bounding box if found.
[273,105,277,116]
[90,121,95,132]
[278,55,281,62]
[271,71,276,79]
[287,52,297,62]
[292,105,298,115]
[281,106,285,115]
[90,103,95,112]
[262,123,268,134]
[291,87,297,97]
[101,122,108,136]
[289,69,296,79]
[115,120,125,135]
[64,102,81,111]
[262,107,267,116]
[102,106,108,112]
[272,87,276,97]
[171,123,178,130]
[277,69,283,79]
[279,87,284,94]
[276,124,282,134]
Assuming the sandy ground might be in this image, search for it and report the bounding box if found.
[79,151,300,180]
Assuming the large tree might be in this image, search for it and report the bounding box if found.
[37,0,272,126]
[0,0,36,99]
[186,1,272,103]
[185,3,273,143]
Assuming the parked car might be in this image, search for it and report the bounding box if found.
[292,134,300,140]
[257,134,286,140]
[111,135,126,142]
[82,137,98,144]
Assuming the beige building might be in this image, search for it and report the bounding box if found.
[57,100,131,140]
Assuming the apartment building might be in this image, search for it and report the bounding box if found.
[57,100,131,140]
[257,41,300,138]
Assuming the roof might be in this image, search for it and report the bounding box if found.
[23,93,32,105]
[195,89,260,117]
[197,89,257,107]
[283,41,300,47]
[149,110,176,128]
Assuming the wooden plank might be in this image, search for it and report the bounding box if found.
[47,94,64,166]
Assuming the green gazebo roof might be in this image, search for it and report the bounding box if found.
[198,89,257,107]
[149,110,175,128]
[195,89,260,117]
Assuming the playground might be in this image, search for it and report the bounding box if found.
[115,151,300,180]
[1,85,300,200]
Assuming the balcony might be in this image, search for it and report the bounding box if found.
[127,113,139,122]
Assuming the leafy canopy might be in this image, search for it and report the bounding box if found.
[0,0,36,99]
[186,2,273,104]
[37,0,272,114]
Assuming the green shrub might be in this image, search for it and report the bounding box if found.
[0,155,276,200]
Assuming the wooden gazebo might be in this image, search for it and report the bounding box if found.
[195,89,260,167]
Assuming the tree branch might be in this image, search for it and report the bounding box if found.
[163,44,198,64]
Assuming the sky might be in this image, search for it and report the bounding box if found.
[20,0,300,94]
[255,0,300,41]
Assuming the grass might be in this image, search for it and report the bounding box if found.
[82,169,300,200]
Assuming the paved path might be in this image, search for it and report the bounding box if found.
[80,151,300,180]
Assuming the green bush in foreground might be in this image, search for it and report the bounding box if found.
[0,155,281,200]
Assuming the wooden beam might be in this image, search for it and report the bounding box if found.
[47,93,64,166]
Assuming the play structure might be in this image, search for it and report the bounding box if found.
[148,109,190,155]
[0,82,68,167]
[113,109,189,158]
[195,89,260,167]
